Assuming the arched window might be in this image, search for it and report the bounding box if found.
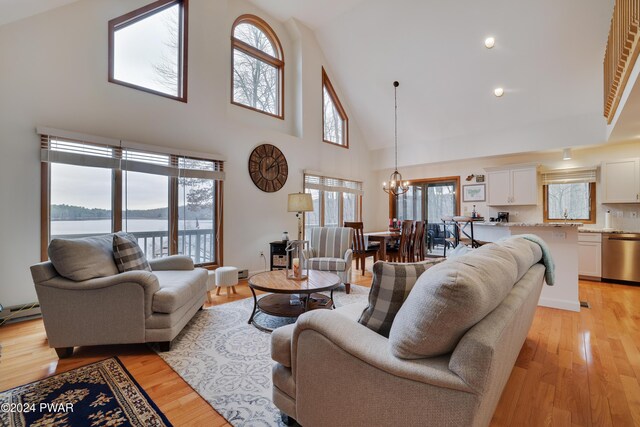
[231,15,284,118]
[322,68,348,148]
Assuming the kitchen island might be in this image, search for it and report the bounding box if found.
[473,222,581,312]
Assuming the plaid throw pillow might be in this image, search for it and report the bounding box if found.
[113,232,152,273]
[358,259,444,337]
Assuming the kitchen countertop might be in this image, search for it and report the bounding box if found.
[578,228,638,234]
[475,221,582,227]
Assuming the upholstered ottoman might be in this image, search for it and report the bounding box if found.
[215,266,239,298]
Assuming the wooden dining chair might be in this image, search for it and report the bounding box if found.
[386,220,414,262]
[411,220,426,262]
[441,216,458,257]
[344,222,379,276]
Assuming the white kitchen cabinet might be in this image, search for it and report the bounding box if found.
[578,232,601,279]
[487,169,510,205]
[486,165,538,206]
[602,158,640,203]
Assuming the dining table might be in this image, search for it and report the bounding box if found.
[363,230,401,261]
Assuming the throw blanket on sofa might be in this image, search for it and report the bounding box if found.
[518,234,555,286]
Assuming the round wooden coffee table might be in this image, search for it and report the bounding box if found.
[248,270,341,332]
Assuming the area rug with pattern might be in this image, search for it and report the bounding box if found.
[0,357,172,427]
[155,285,370,426]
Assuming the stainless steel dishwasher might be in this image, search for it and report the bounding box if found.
[602,233,640,283]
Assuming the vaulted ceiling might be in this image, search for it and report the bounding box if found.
[1,0,617,164]
[0,0,80,26]
[252,0,615,163]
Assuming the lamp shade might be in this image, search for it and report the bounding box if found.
[288,193,313,212]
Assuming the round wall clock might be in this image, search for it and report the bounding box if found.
[248,144,288,193]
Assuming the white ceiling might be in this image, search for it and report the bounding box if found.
[1,0,617,158]
[0,0,81,27]
[251,0,614,153]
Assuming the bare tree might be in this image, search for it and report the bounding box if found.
[323,88,343,144]
[547,183,589,219]
[153,10,180,95]
[233,24,278,113]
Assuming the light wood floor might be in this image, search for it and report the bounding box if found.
[1,264,639,426]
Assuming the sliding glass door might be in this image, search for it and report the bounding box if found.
[394,178,459,255]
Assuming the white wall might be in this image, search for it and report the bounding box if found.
[373,140,640,231]
[0,0,378,307]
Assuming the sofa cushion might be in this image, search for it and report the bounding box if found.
[48,234,119,281]
[308,257,346,271]
[113,232,152,273]
[152,269,207,313]
[389,244,518,359]
[447,243,471,259]
[336,302,368,321]
[495,237,543,282]
[358,259,444,337]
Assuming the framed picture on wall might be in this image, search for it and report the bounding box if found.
[463,184,486,202]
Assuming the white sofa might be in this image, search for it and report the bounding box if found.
[30,234,207,358]
[271,236,548,426]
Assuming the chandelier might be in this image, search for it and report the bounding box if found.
[382,81,409,196]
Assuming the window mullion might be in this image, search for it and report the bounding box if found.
[338,191,343,227]
[169,155,179,255]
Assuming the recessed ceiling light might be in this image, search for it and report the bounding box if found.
[485,37,495,49]
[494,87,504,97]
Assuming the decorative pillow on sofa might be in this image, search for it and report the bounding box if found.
[48,234,120,281]
[389,243,519,359]
[113,232,152,273]
[358,258,445,337]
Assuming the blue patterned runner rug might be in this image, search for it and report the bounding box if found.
[0,357,172,427]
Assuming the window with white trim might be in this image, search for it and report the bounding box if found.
[303,173,362,238]
[39,129,224,265]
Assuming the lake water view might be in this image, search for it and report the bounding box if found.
[51,219,214,236]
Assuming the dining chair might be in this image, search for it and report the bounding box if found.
[386,220,414,262]
[453,216,487,249]
[411,220,426,262]
[441,216,458,257]
[344,222,379,276]
[442,216,486,257]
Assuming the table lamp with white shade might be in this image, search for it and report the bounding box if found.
[286,193,313,281]
[287,193,313,240]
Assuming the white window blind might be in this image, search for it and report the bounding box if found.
[304,173,363,195]
[38,128,225,180]
[541,167,597,185]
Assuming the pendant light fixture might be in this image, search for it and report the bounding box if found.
[382,81,409,196]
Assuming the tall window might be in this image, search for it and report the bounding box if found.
[231,15,284,118]
[543,168,596,224]
[303,173,362,238]
[108,0,188,101]
[322,68,348,148]
[39,130,224,266]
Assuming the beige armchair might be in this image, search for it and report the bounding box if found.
[30,236,207,358]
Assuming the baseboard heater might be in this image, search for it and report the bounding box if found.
[238,269,249,280]
[0,302,42,324]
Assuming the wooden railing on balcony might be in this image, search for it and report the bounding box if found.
[604,0,640,123]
